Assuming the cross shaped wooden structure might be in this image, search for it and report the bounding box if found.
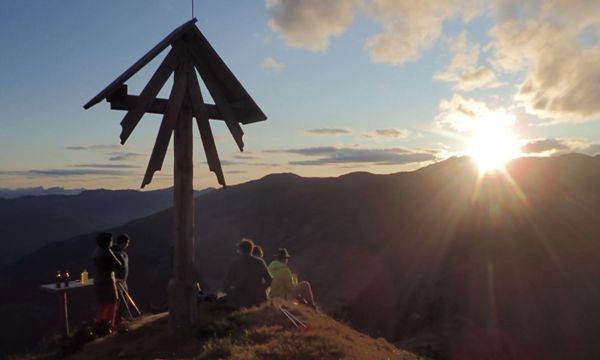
[84,18,266,327]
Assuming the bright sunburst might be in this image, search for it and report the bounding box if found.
[465,113,522,173]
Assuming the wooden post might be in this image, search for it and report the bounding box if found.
[168,78,197,328]
[60,292,69,337]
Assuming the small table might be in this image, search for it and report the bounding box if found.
[40,279,95,337]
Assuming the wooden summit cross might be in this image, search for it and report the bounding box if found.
[84,18,266,327]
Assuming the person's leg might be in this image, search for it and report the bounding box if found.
[292,281,316,307]
[109,301,118,330]
[96,303,106,322]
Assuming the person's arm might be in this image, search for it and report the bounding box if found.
[281,266,295,295]
[107,248,123,269]
[259,260,273,289]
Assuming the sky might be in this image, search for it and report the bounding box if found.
[1,0,600,190]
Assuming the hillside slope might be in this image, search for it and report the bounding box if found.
[4,154,600,359]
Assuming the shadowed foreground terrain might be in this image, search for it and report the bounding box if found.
[3,154,600,359]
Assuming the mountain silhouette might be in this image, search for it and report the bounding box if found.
[2,154,600,359]
[0,187,85,199]
[0,188,211,268]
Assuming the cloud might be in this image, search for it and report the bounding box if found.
[66,144,122,151]
[71,164,141,169]
[434,94,515,133]
[265,0,487,64]
[489,0,600,121]
[232,153,260,160]
[199,159,281,167]
[0,168,137,178]
[520,138,600,156]
[261,57,286,72]
[264,0,600,125]
[521,138,569,154]
[365,0,484,65]
[272,146,436,165]
[435,31,500,91]
[304,128,353,136]
[266,0,363,51]
[28,169,135,177]
[363,128,409,139]
[109,152,144,161]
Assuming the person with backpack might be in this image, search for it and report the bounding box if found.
[223,238,272,307]
[268,248,317,310]
[93,232,122,332]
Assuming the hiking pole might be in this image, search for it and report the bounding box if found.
[280,307,300,328]
[118,282,142,317]
[118,286,135,320]
[279,305,308,330]
[279,306,299,328]
[282,308,307,328]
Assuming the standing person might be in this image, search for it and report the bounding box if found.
[268,248,317,310]
[111,234,130,325]
[223,238,272,307]
[93,232,122,333]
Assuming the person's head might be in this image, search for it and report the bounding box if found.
[96,232,113,249]
[251,245,264,258]
[237,238,254,255]
[115,233,130,250]
[276,248,291,264]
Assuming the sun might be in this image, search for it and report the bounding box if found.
[465,114,522,173]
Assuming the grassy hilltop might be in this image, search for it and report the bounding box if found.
[17,300,423,360]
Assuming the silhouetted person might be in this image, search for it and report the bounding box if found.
[251,244,264,258]
[93,232,122,332]
[111,234,130,325]
[223,238,272,307]
[268,248,317,310]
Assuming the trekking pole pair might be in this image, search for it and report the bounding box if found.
[117,282,142,320]
[279,305,308,331]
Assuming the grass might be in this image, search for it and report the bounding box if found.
[18,300,424,360]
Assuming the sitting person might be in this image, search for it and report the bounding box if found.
[268,248,317,310]
[223,238,272,307]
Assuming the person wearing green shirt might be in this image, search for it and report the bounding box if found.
[268,248,317,310]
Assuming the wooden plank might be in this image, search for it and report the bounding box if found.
[187,45,245,151]
[187,27,267,125]
[120,46,181,145]
[83,18,197,109]
[109,95,224,120]
[141,61,188,188]
[186,65,226,186]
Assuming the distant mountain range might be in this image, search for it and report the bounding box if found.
[2,155,600,359]
[0,187,213,268]
[0,186,85,199]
